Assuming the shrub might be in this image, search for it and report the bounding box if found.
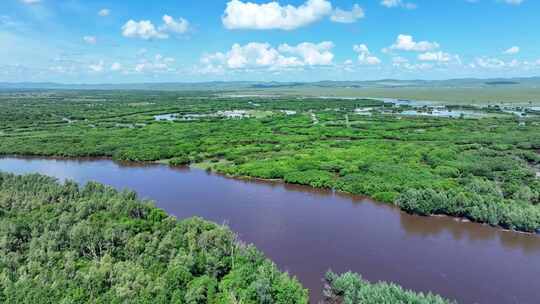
[169,155,191,166]
[323,271,454,304]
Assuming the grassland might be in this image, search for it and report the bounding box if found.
[254,86,540,105]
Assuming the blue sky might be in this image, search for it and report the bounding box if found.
[1,0,539,83]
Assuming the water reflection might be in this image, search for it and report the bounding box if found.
[399,212,540,254]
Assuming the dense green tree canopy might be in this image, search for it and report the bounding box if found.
[1,90,539,232]
[0,172,308,303]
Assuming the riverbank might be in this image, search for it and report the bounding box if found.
[184,160,540,235]
[2,156,539,303]
[4,153,540,235]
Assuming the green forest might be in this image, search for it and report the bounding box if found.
[0,171,453,303]
[1,90,540,233]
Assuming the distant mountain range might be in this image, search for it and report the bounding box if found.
[1,77,540,91]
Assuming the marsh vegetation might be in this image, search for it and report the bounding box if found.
[1,90,539,232]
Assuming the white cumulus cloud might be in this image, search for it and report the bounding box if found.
[503,46,520,55]
[122,15,190,40]
[380,0,416,9]
[222,0,333,30]
[278,41,335,65]
[388,34,439,52]
[418,51,452,62]
[122,20,168,40]
[160,15,190,34]
[201,41,334,72]
[330,4,364,23]
[353,44,381,65]
[204,43,293,69]
[475,57,506,69]
[134,54,175,73]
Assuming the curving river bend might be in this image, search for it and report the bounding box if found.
[1,157,539,304]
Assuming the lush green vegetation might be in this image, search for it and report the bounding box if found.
[1,90,540,232]
[0,171,454,303]
[323,271,453,304]
[0,171,308,303]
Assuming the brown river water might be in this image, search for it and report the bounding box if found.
[0,157,539,304]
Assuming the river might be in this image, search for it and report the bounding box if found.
[1,157,539,304]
